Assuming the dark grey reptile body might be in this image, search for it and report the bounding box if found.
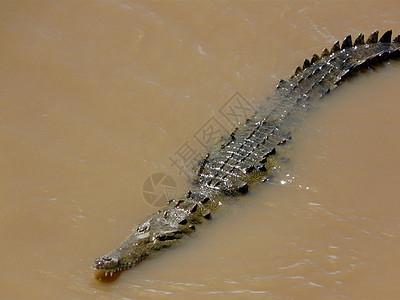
[93,31,400,279]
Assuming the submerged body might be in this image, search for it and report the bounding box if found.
[93,31,400,280]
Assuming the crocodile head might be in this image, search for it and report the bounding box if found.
[92,217,185,280]
[92,234,151,280]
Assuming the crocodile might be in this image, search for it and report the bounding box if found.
[93,30,400,280]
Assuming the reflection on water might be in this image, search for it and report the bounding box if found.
[1,0,399,298]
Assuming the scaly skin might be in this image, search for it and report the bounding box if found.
[93,30,400,280]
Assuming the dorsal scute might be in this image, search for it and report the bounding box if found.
[366,30,379,44]
[311,53,320,64]
[290,66,302,79]
[277,79,287,88]
[354,33,365,46]
[341,35,352,49]
[295,66,302,75]
[330,41,340,54]
[379,30,392,43]
[303,58,311,69]
[321,48,330,57]
[289,30,397,84]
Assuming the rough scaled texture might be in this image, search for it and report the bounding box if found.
[93,30,400,280]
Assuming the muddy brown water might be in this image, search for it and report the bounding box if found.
[1,1,400,299]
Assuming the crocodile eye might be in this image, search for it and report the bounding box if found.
[137,222,150,233]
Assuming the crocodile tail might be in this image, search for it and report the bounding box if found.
[93,30,400,280]
[285,30,400,102]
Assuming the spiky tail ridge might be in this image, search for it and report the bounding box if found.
[93,30,400,280]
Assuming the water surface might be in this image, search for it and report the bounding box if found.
[1,1,400,298]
